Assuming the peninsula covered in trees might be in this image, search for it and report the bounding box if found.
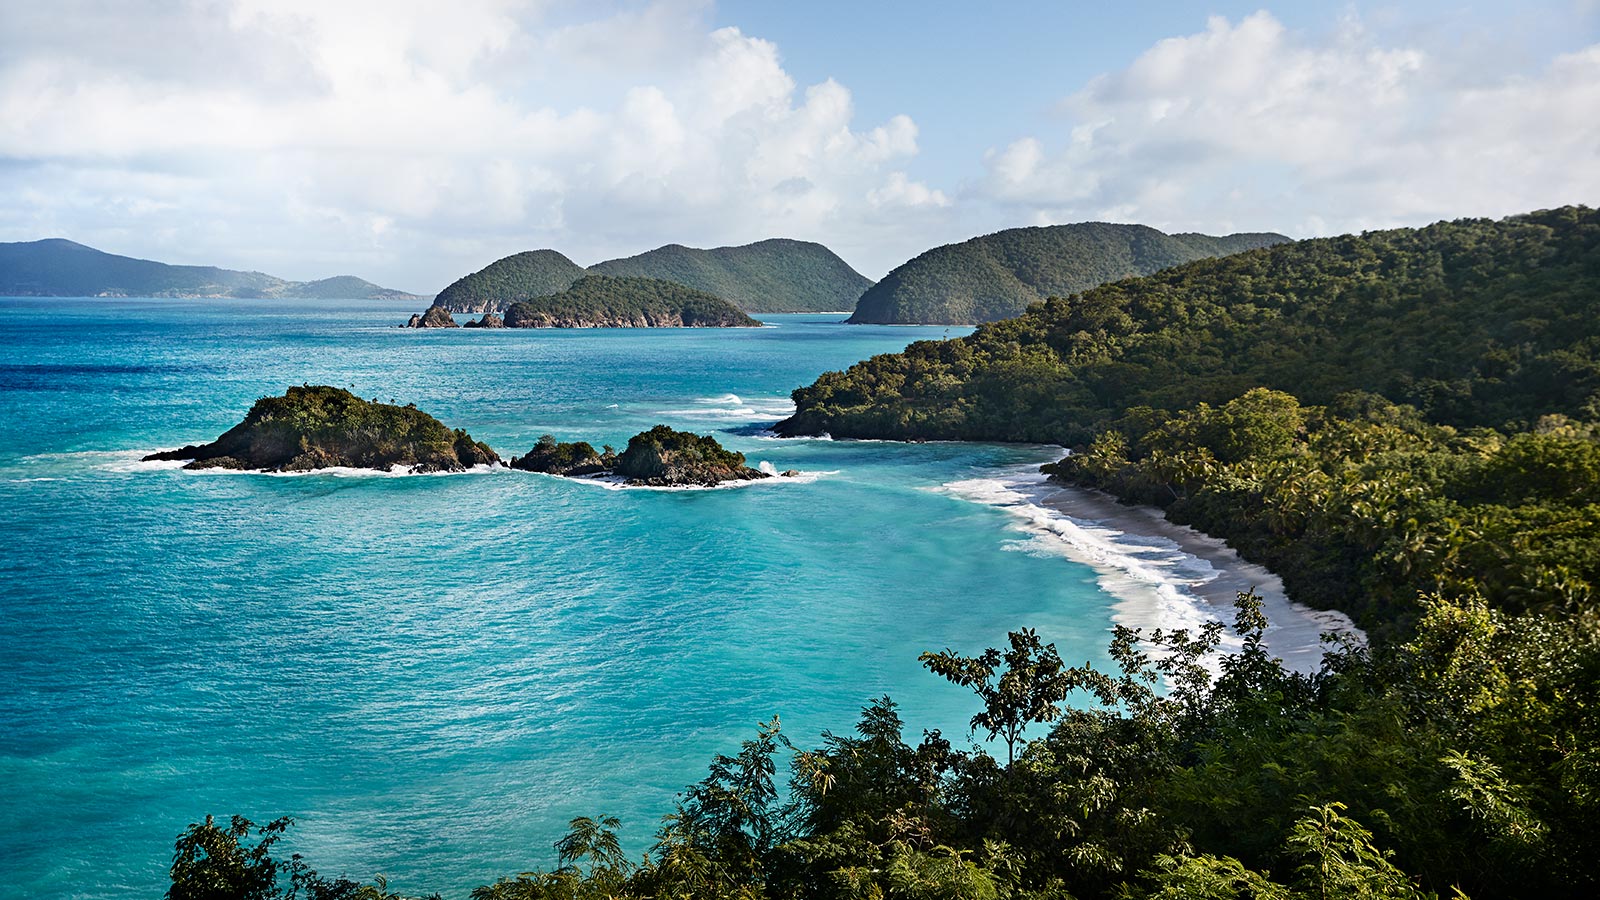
[499,275,761,328]
[845,222,1288,325]
[782,207,1599,443]
[411,275,759,328]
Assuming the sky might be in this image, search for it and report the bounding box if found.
[0,1,1596,293]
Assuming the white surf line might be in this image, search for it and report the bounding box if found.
[939,465,1363,677]
[655,392,798,422]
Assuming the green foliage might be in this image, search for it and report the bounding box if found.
[846,223,1286,325]
[167,815,427,900]
[1047,387,1600,624]
[501,275,760,327]
[471,816,631,900]
[509,434,612,475]
[590,238,873,313]
[145,385,500,472]
[785,207,1600,441]
[175,585,1599,899]
[613,424,755,482]
[920,629,1075,764]
[432,250,587,312]
[167,815,295,900]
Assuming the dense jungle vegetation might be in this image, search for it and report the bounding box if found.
[791,207,1600,439]
[167,209,1599,899]
[589,238,873,313]
[431,250,587,312]
[500,275,759,327]
[164,587,1600,900]
[846,223,1287,325]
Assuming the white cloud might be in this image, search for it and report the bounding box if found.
[980,11,1600,238]
[2,5,1595,291]
[0,0,938,289]
[868,172,950,210]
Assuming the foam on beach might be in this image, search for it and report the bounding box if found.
[941,465,1364,676]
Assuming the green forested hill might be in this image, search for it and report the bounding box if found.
[846,222,1288,324]
[279,275,416,300]
[430,249,588,312]
[0,238,420,299]
[501,274,760,327]
[433,239,871,315]
[783,207,1600,442]
[589,238,872,313]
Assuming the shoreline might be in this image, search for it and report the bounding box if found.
[942,466,1364,676]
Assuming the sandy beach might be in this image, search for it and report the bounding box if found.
[942,467,1364,676]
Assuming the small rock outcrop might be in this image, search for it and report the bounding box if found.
[509,435,615,476]
[406,306,458,328]
[143,385,501,473]
[511,425,772,486]
[463,313,505,328]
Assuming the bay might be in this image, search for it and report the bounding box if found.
[0,298,1118,898]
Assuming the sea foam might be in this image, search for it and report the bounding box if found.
[940,465,1363,676]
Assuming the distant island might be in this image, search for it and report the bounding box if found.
[409,274,761,328]
[0,238,422,300]
[143,386,499,473]
[847,222,1288,325]
[426,238,871,315]
[590,238,872,313]
[512,425,780,486]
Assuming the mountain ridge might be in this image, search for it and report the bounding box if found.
[430,238,872,315]
[846,222,1290,325]
[0,238,421,300]
[778,206,1600,442]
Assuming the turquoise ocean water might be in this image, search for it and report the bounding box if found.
[0,298,1122,898]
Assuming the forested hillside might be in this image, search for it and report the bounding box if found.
[846,223,1287,325]
[431,250,588,312]
[589,238,872,313]
[500,275,760,327]
[785,208,1600,443]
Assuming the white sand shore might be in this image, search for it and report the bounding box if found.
[941,466,1364,676]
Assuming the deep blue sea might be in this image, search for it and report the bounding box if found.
[0,298,1123,899]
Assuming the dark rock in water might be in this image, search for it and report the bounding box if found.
[407,306,458,328]
[143,385,501,473]
[510,435,616,476]
[463,313,505,328]
[613,425,768,486]
[780,469,799,477]
[511,425,772,486]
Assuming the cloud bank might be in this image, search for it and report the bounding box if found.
[0,4,1593,290]
[0,0,944,288]
[984,12,1600,240]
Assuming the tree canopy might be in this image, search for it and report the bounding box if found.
[846,222,1287,325]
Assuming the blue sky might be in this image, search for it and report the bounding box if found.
[0,1,1595,291]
